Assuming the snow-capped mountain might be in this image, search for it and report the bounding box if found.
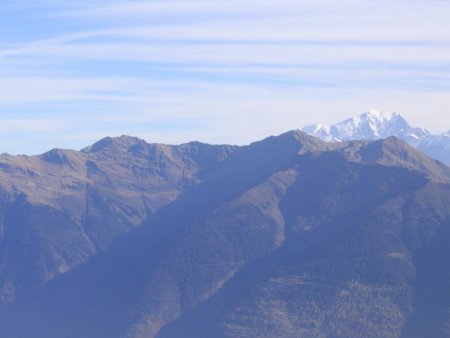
[416,132,450,164]
[302,110,450,165]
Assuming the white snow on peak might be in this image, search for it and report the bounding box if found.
[302,123,333,142]
[304,110,409,142]
[312,123,330,133]
[366,109,396,121]
[302,110,450,165]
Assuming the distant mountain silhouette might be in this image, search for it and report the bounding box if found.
[0,131,450,338]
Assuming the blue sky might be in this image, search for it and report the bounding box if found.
[1,0,450,154]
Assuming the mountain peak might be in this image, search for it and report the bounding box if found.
[40,148,83,167]
[366,109,396,121]
[82,135,147,153]
[357,136,450,182]
[339,110,409,139]
[302,110,450,165]
[262,129,329,153]
[303,110,409,143]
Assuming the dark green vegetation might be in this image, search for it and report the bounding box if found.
[0,131,450,338]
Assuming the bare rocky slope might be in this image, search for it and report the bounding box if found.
[0,131,450,338]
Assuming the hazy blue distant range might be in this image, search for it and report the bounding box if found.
[303,109,450,165]
[0,130,450,337]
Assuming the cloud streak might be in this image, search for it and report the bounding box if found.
[1,0,450,154]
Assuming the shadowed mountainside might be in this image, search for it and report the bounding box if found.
[0,136,236,304]
[0,131,450,338]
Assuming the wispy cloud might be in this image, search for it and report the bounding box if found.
[1,0,450,154]
[0,118,63,133]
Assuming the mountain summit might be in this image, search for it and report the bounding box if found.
[302,110,421,142]
[302,110,450,165]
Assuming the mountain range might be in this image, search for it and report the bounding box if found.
[0,130,449,337]
[302,109,450,165]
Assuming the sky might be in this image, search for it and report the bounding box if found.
[1,0,450,154]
